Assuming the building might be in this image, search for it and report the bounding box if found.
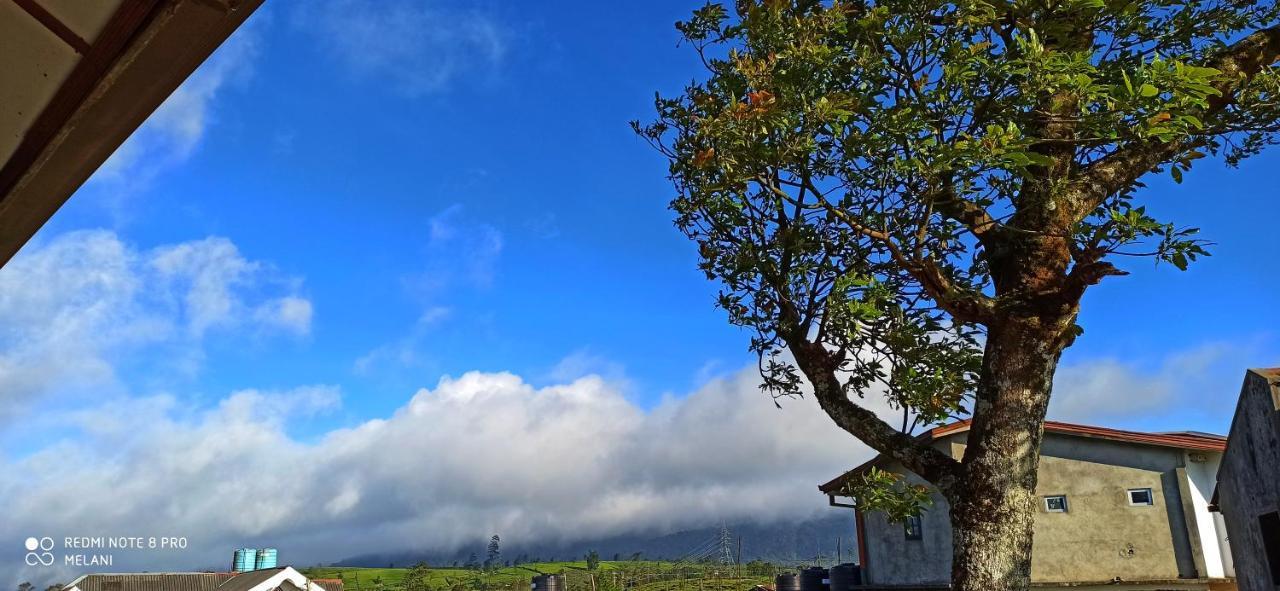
[62,566,342,591]
[820,420,1234,590]
[1212,368,1280,591]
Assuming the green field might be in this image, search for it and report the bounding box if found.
[301,561,777,591]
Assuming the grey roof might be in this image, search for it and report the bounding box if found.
[65,574,235,591]
[1155,430,1229,440]
[213,569,288,591]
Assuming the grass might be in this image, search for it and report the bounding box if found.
[300,561,776,591]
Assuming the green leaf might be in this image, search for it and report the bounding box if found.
[1140,84,1159,98]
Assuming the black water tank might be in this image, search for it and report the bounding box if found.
[775,573,800,591]
[799,567,829,591]
[828,563,860,591]
[532,575,565,591]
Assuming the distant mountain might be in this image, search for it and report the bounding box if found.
[333,513,858,568]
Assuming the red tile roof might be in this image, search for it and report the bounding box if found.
[819,419,1225,494]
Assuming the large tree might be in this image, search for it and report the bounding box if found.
[636,1,1280,589]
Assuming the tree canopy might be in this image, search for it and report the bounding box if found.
[636,0,1280,490]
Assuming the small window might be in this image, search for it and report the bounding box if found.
[904,515,923,540]
[1128,488,1154,506]
[1044,495,1068,513]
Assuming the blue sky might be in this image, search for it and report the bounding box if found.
[37,1,751,420]
[4,0,1280,581]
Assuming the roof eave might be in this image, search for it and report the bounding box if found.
[0,0,263,267]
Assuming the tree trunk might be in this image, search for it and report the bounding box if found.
[947,315,1068,591]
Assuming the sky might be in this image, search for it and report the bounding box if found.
[3,0,1280,584]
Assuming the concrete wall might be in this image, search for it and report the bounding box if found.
[1216,369,1280,591]
[861,462,954,586]
[860,432,1214,585]
[1031,438,1191,582]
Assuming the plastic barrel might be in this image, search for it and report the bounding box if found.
[828,563,860,591]
[800,567,829,591]
[776,573,801,591]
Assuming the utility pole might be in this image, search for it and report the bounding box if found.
[736,537,742,580]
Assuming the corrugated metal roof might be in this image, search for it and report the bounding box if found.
[312,580,343,591]
[213,568,287,591]
[64,573,236,591]
[819,419,1227,494]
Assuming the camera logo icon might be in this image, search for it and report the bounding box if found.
[25,537,54,566]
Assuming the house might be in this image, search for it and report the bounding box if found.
[61,567,342,591]
[1212,368,1280,591]
[820,420,1234,590]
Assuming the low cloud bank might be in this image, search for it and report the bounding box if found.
[4,363,870,584]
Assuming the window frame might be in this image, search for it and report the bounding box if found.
[903,514,923,541]
[1043,494,1069,513]
[1127,488,1155,506]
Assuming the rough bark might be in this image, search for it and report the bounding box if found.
[947,315,1069,591]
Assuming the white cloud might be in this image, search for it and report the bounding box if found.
[355,206,502,374]
[2,365,874,585]
[0,231,311,422]
[546,349,629,386]
[1049,340,1265,426]
[421,205,503,291]
[92,23,259,194]
[293,0,509,96]
[353,306,451,374]
[255,296,314,337]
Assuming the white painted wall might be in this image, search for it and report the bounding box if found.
[1183,451,1233,578]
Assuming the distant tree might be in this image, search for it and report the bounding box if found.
[585,551,600,571]
[487,535,501,572]
[638,1,1280,590]
[404,563,433,591]
[18,583,33,591]
[44,586,62,591]
[612,553,620,562]
[466,552,480,571]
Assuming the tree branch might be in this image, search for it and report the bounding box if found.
[780,306,964,494]
[777,178,997,326]
[929,181,1005,247]
[1070,25,1280,220]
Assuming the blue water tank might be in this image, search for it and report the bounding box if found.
[256,548,278,570]
[233,548,257,572]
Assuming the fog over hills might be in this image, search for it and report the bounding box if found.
[333,513,858,568]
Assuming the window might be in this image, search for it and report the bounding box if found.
[1260,511,1280,585]
[1128,488,1154,506]
[904,515,923,540]
[1044,495,1068,513]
